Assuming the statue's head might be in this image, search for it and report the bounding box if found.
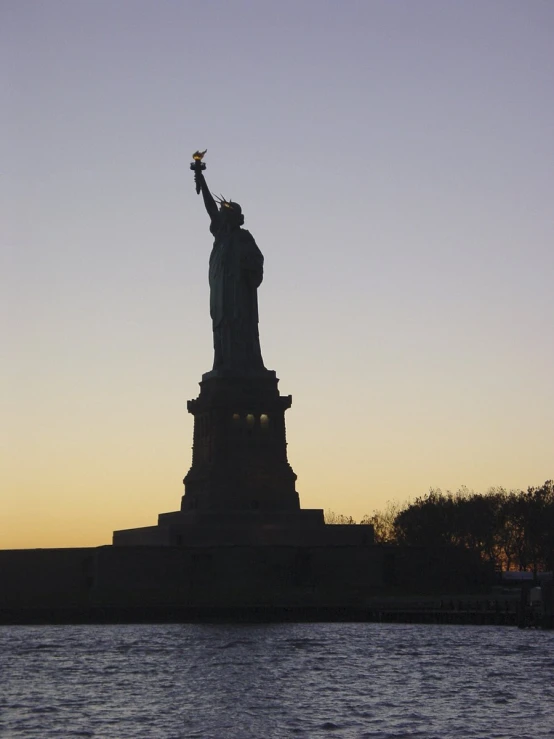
[215,196,244,226]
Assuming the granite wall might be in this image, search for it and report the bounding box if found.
[0,543,490,617]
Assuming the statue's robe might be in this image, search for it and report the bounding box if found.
[208,214,265,373]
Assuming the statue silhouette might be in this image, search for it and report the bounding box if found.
[194,166,266,375]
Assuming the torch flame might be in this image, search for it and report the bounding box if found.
[192,149,207,161]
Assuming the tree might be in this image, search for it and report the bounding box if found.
[324,510,356,525]
[328,479,554,572]
[394,489,460,547]
[360,501,403,544]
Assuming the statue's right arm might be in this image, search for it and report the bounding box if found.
[195,171,218,221]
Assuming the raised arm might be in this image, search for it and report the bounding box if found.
[195,170,218,221]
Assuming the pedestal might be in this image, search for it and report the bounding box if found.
[113,369,329,546]
[182,370,299,513]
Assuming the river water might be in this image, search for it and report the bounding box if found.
[0,623,553,738]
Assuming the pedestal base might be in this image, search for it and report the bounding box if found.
[113,508,375,547]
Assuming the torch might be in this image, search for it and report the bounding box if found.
[190,150,207,194]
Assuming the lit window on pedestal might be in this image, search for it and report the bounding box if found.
[246,414,255,426]
[260,414,269,429]
[232,413,240,424]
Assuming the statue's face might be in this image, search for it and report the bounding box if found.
[220,203,243,227]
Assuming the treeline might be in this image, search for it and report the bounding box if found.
[326,480,554,574]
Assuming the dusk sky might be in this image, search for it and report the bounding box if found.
[2,0,553,548]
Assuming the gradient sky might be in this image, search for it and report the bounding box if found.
[2,0,553,548]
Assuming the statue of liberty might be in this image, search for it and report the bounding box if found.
[191,152,267,375]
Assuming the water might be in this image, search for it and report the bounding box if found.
[0,623,553,739]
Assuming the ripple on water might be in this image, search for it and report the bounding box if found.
[1,623,554,739]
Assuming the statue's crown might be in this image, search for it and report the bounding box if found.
[214,194,242,214]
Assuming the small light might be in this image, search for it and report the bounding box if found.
[246,414,255,426]
[260,414,269,428]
